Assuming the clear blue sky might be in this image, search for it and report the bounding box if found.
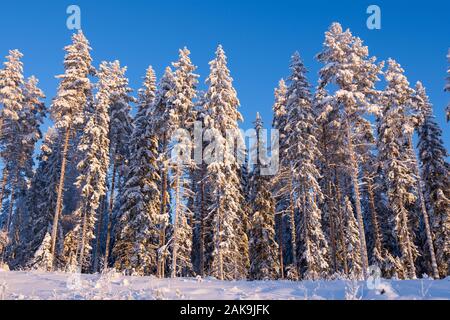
[0,0,448,149]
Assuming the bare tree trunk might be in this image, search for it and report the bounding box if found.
[407,136,439,279]
[288,177,297,271]
[78,208,89,272]
[216,194,224,281]
[50,125,72,270]
[199,165,206,277]
[400,205,417,279]
[335,179,349,275]
[365,172,383,258]
[0,168,8,219]
[327,180,338,273]
[346,124,369,278]
[103,155,117,269]
[157,135,169,278]
[277,211,285,279]
[5,171,18,234]
[92,196,106,273]
[171,165,182,278]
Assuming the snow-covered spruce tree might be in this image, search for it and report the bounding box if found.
[271,79,288,278]
[151,66,176,277]
[102,61,135,269]
[203,45,244,280]
[23,129,62,270]
[316,23,383,277]
[342,197,363,278]
[445,49,449,122]
[272,75,299,279]
[399,81,439,279]
[0,50,25,231]
[415,82,450,278]
[74,73,111,272]
[112,66,161,276]
[284,53,329,279]
[314,86,343,275]
[377,59,420,279]
[168,48,198,278]
[249,113,280,280]
[7,76,46,266]
[49,31,95,268]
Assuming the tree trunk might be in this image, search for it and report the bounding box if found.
[277,211,285,279]
[5,171,18,234]
[78,207,89,272]
[0,168,8,220]
[157,135,169,278]
[400,205,417,279]
[346,124,369,278]
[407,136,439,279]
[92,196,106,273]
[364,172,383,258]
[216,194,224,281]
[199,165,206,277]
[171,165,182,278]
[50,125,72,270]
[288,176,297,271]
[327,180,338,273]
[103,154,118,270]
[335,179,349,275]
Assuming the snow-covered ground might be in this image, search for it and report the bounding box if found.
[0,269,448,300]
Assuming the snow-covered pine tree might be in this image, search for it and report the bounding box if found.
[342,197,363,279]
[28,232,53,271]
[377,59,420,279]
[112,66,161,276]
[102,61,135,269]
[0,50,25,232]
[23,129,61,271]
[249,113,280,280]
[284,53,329,279]
[74,71,111,272]
[49,31,95,268]
[151,66,176,277]
[415,81,450,278]
[445,49,449,122]
[168,48,198,278]
[316,23,384,277]
[7,76,46,266]
[203,45,244,280]
[271,79,288,278]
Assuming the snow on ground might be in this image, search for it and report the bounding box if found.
[0,269,448,300]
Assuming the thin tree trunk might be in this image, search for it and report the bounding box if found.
[171,165,182,278]
[0,168,8,219]
[346,124,369,278]
[288,177,297,271]
[103,154,118,269]
[50,125,72,270]
[92,196,106,273]
[365,172,383,258]
[216,194,224,281]
[327,180,338,273]
[407,136,439,279]
[400,205,417,279]
[5,171,18,234]
[158,135,169,278]
[277,211,285,279]
[335,178,349,275]
[199,165,206,277]
[78,208,89,272]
